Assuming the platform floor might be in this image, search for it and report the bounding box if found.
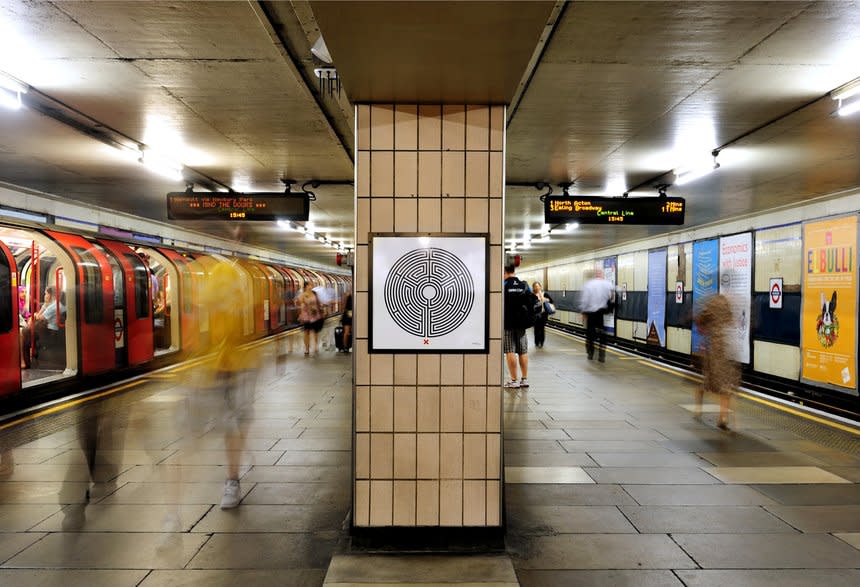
[0,329,858,585]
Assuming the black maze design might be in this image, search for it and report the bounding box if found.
[384,248,474,338]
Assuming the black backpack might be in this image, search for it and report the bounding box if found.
[505,278,541,329]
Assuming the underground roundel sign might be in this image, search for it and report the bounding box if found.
[769,277,783,309]
[371,235,488,353]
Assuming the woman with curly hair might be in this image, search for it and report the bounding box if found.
[694,293,739,430]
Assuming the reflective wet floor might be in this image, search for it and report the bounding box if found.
[0,329,859,586]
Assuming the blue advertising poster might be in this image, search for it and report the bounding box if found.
[646,249,667,347]
[602,256,617,335]
[692,238,719,352]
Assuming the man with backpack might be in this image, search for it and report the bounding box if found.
[503,264,541,389]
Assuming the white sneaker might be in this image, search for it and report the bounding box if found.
[519,378,530,388]
[504,379,520,389]
[220,479,241,509]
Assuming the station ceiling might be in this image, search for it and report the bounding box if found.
[0,1,859,267]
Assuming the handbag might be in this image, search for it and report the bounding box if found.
[544,300,556,315]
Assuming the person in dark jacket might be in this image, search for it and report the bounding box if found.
[532,281,554,349]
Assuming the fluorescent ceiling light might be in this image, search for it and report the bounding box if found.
[139,149,183,181]
[674,160,719,186]
[832,77,860,101]
[837,98,860,117]
[0,71,28,94]
[540,233,551,242]
[566,222,579,231]
[0,87,21,110]
[304,232,314,240]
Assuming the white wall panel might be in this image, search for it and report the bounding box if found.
[667,326,692,355]
[754,224,802,291]
[754,340,800,380]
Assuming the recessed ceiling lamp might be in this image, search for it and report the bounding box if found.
[139,148,184,181]
[674,150,720,186]
[304,232,314,240]
[832,77,860,117]
[0,71,28,110]
[566,222,579,231]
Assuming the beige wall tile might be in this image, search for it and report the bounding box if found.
[463,480,486,526]
[357,104,371,150]
[440,433,463,478]
[394,354,417,386]
[418,105,442,150]
[486,433,501,478]
[463,386,486,433]
[441,152,465,197]
[465,197,489,233]
[417,198,441,232]
[371,151,394,197]
[393,433,417,478]
[489,199,502,244]
[464,355,487,386]
[370,433,393,478]
[393,386,417,432]
[465,152,489,197]
[489,292,502,340]
[489,152,503,198]
[370,197,394,232]
[416,480,439,525]
[394,197,418,232]
[357,151,370,197]
[418,152,441,197]
[371,354,394,386]
[441,198,465,232]
[463,434,486,479]
[439,480,463,526]
[370,386,393,431]
[394,104,418,150]
[489,245,502,292]
[354,480,370,526]
[356,386,370,432]
[355,433,370,478]
[489,106,504,151]
[370,104,394,150]
[486,388,501,433]
[441,105,466,151]
[355,291,368,339]
[355,244,368,291]
[394,152,418,197]
[416,386,440,432]
[393,480,417,526]
[417,354,440,385]
[440,354,463,385]
[417,433,440,478]
[486,480,500,526]
[357,201,370,246]
[440,387,464,433]
[355,339,370,385]
[465,105,490,151]
[487,339,502,387]
[369,480,393,526]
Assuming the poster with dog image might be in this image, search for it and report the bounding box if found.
[801,216,857,393]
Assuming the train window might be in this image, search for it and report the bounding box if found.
[0,251,11,333]
[181,266,192,314]
[124,253,150,318]
[72,246,103,324]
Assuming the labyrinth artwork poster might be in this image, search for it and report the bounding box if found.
[370,234,488,353]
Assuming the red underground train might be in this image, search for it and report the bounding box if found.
[0,221,351,405]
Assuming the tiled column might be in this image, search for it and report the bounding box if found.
[353,105,505,532]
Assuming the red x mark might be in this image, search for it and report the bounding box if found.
[423,339,430,345]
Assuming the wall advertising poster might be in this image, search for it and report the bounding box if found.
[646,249,667,347]
[801,216,858,393]
[692,239,719,353]
[719,232,752,364]
[371,234,488,353]
[602,256,617,335]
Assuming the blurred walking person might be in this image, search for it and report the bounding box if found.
[532,282,554,349]
[298,283,323,355]
[580,269,614,362]
[694,293,739,430]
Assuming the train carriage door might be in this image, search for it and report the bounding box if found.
[0,240,21,396]
[191,255,219,348]
[247,262,269,334]
[139,247,179,354]
[45,231,114,375]
[264,265,286,329]
[156,248,198,352]
[97,239,155,367]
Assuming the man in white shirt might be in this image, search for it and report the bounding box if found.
[580,270,614,362]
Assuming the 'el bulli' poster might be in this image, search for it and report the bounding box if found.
[692,239,719,353]
[719,233,752,364]
[646,249,667,347]
[801,216,858,393]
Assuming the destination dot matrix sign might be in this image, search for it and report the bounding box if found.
[545,195,685,225]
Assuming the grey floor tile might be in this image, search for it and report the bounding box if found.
[764,505,860,532]
[8,448,72,464]
[187,533,336,569]
[43,450,176,466]
[0,505,62,531]
[270,438,351,452]
[506,484,638,506]
[508,505,637,534]
[241,465,349,483]
[676,569,860,587]
[503,429,573,440]
[0,464,132,483]
[275,451,351,466]
[620,505,796,533]
[673,533,860,568]
[325,554,517,583]
[162,450,282,466]
[97,482,251,504]
[835,533,860,550]
[825,467,860,482]
[242,482,348,505]
[504,440,567,454]
[517,569,684,586]
[114,464,253,483]
[559,440,668,453]
[32,504,212,532]
[622,484,777,506]
[0,482,90,504]
[750,483,860,505]
[565,428,668,441]
[589,453,710,467]
[583,467,720,485]
[0,533,47,565]
[504,453,598,467]
[697,451,827,467]
[3,533,208,569]
[191,504,346,533]
[140,569,325,586]
[0,569,148,586]
[514,534,696,569]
